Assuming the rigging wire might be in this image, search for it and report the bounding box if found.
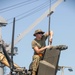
[0,0,38,10]
[7,0,56,20]
[16,0,56,18]
[7,0,50,21]
[7,0,57,24]
[16,1,51,21]
[0,0,38,13]
[7,1,50,24]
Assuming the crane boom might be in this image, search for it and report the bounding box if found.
[6,0,64,51]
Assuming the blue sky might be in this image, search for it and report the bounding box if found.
[0,0,75,75]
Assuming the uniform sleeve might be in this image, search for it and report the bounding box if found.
[31,40,37,49]
[43,33,48,40]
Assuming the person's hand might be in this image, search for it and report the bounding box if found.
[45,45,51,49]
[45,45,53,50]
[49,37,53,45]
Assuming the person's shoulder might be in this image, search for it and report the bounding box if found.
[32,39,36,43]
[31,39,37,46]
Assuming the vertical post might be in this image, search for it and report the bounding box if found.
[48,16,50,45]
[10,18,15,75]
[61,67,64,75]
[48,0,51,45]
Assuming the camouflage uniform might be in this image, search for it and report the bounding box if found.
[31,33,48,74]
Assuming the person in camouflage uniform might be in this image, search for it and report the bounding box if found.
[31,29,53,75]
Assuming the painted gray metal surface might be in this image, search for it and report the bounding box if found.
[37,45,67,75]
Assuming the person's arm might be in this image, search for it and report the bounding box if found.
[45,30,53,45]
[49,31,53,45]
[33,45,51,54]
[45,30,53,37]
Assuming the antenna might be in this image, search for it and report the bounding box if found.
[10,18,15,75]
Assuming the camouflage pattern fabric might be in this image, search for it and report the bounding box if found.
[32,55,40,72]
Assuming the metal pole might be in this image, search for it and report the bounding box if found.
[10,18,15,75]
[48,0,51,45]
[48,16,50,45]
[48,0,52,45]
